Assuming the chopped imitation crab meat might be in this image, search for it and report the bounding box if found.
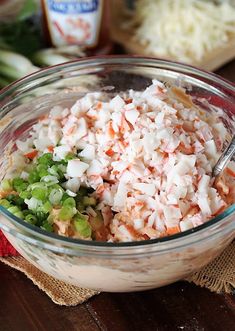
[2,80,234,242]
[67,159,89,177]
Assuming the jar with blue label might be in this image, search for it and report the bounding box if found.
[41,0,111,54]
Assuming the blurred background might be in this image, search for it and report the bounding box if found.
[0,0,234,88]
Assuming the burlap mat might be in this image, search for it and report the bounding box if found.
[0,241,234,306]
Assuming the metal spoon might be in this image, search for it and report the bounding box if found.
[212,135,235,178]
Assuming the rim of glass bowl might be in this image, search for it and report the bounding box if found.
[0,56,235,250]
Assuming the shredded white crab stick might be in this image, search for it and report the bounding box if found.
[10,80,235,242]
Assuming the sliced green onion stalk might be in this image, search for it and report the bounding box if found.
[1,179,12,191]
[12,177,28,192]
[73,213,92,238]
[28,170,40,184]
[41,201,52,213]
[49,188,63,206]
[25,196,42,211]
[41,221,53,232]
[7,195,24,207]
[0,199,11,208]
[32,187,48,201]
[35,211,48,223]
[19,191,31,199]
[61,193,70,203]
[54,45,85,57]
[25,214,37,225]
[65,153,77,161]
[63,197,76,208]
[59,205,76,221]
[0,49,38,81]
[8,206,20,213]
[83,196,96,206]
[37,164,49,178]
[32,45,85,67]
[33,49,72,67]
[38,153,54,166]
[14,211,24,218]
[0,49,37,72]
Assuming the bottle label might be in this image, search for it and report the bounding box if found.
[44,0,103,47]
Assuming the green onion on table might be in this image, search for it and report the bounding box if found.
[0,0,85,87]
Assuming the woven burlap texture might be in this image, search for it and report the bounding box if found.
[185,240,235,294]
[0,241,234,306]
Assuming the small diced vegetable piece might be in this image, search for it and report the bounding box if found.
[59,206,76,221]
[24,150,38,159]
[28,171,40,184]
[41,221,53,232]
[14,211,24,219]
[65,153,77,161]
[42,201,52,213]
[35,211,48,223]
[1,179,12,191]
[38,153,54,166]
[12,178,28,192]
[19,191,31,199]
[37,164,49,178]
[7,195,24,206]
[74,214,92,238]
[8,206,21,214]
[63,197,76,208]
[0,199,11,208]
[49,165,64,180]
[83,196,96,206]
[32,187,48,201]
[49,188,63,205]
[25,214,37,225]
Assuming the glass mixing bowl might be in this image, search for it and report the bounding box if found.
[0,57,234,292]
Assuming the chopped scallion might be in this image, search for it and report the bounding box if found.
[14,211,24,218]
[63,197,76,208]
[28,171,40,184]
[32,187,47,201]
[37,164,49,178]
[83,196,96,206]
[38,153,54,166]
[1,179,12,191]
[0,199,11,208]
[59,206,76,221]
[41,221,53,232]
[19,191,31,199]
[49,188,63,205]
[41,201,52,213]
[25,214,37,225]
[12,177,28,192]
[8,206,21,214]
[73,215,92,238]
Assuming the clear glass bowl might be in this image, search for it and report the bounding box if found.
[0,56,234,292]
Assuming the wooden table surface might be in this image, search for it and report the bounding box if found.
[0,60,234,331]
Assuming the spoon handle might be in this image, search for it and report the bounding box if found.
[212,135,235,177]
